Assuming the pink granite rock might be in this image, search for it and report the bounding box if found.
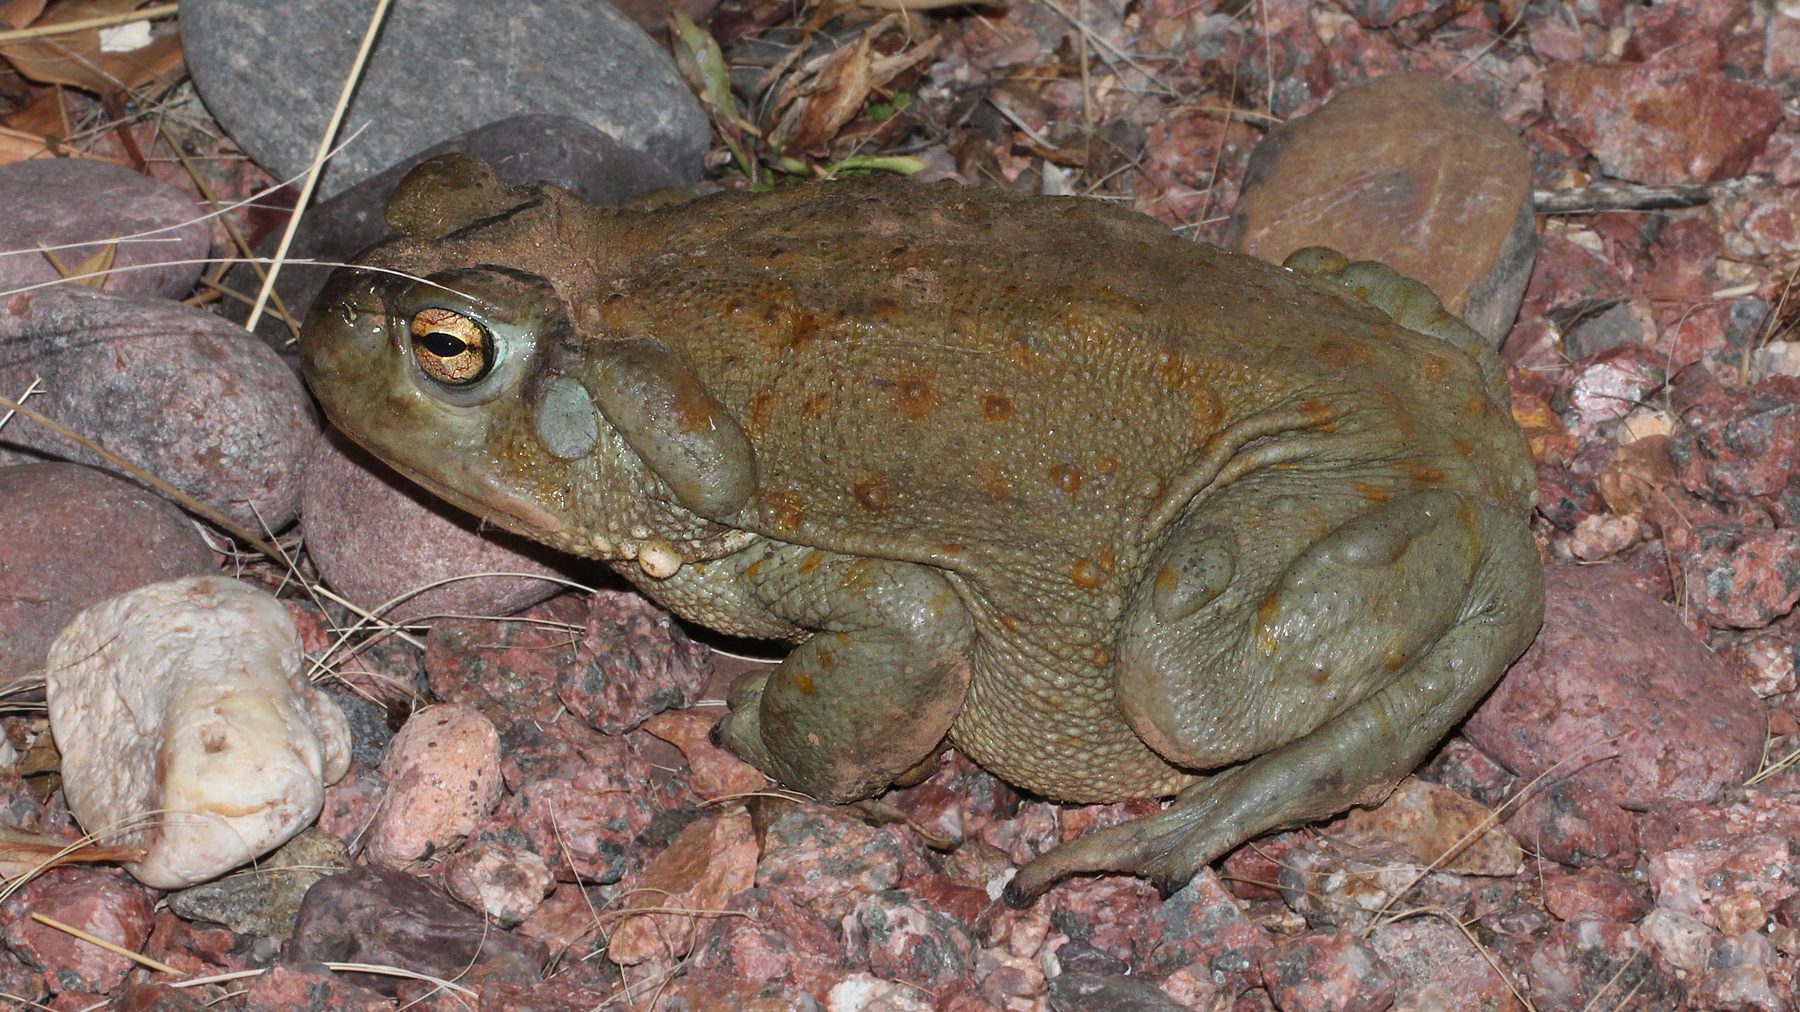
[1641,785,1800,930]
[1463,563,1765,808]
[609,810,757,965]
[1260,930,1397,1012]
[1505,777,1640,869]
[1540,866,1650,923]
[0,867,155,994]
[365,703,504,868]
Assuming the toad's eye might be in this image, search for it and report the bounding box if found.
[409,308,491,385]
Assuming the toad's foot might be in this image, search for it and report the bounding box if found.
[715,548,975,803]
[1006,493,1542,905]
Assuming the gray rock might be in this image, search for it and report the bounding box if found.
[300,427,591,623]
[0,159,210,300]
[0,463,216,687]
[0,286,315,529]
[166,829,352,937]
[1048,972,1188,1012]
[228,114,692,352]
[180,0,708,199]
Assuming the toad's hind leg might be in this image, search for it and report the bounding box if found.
[714,547,975,803]
[1006,492,1542,904]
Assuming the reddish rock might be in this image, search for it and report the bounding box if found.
[1540,866,1650,923]
[557,589,713,734]
[1046,971,1189,1010]
[287,866,547,995]
[366,703,504,867]
[495,715,634,790]
[0,159,210,300]
[239,963,391,1011]
[1261,930,1397,1012]
[301,427,578,623]
[1544,50,1783,184]
[640,708,767,799]
[1227,72,1536,345]
[476,976,617,1010]
[0,289,314,529]
[516,882,604,955]
[1676,523,1800,629]
[1719,620,1800,697]
[1557,343,1667,437]
[1519,232,1631,322]
[1369,915,1524,1010]
[1641,786,1800,930]
[1515,919,1686,1010]
[1504,777,1640,869]
[1040,874,1159,973]
[1669,368,1800,505]
[1463,563,1766,808]
[1535,462,1605,531]
[103,983,208,1011]
[1640,907,1718,975]
[442,840,555,927]
[1715,184,1800,260]
[0,867,155,994]
[608,810,757,965]
[1136,869,1274,996]
[1692,931,1789,1011]
[425,594,588,725]
[139,909,245,979]
[0,463,216,687]
[1221,831,1308,902]
[1336,776,1523,877]
[845,889,978,990]
[689,887,849,992]
[314,762,385,847]
[481,762,662,885]
[753,806,908,919]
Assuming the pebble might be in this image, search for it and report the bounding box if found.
[689,887,847,990]
[0,159,209,300]
[0,463,215,686]
[1137,869,1272,992]
[1505,777,1640,870]
[846,889,979,992]
[0,867,156,995]
[1516,919,1685,1010]
[363,702,503,868]
[423,594,581,724]
[238,962,391,1011]
[1045,971,1187,1011]
[754,806,908,920]
[1558,343,1668,440]
[166,828,352,937]
[1669,367,1800,509]
[1540,866,1651,924]
[558,589,714,734]
[1367,916,1524,1010]
[179,0,708,198]
[641,708,768,800]
[1259,930,1397,1012]
[609,810,757,965]
[301,427,588,623]
[441,841,555,928]
[1462,562,1766,808]
[287,865,547,995]
[143,908,245,979]
[1641,784,1800,931]
[45,576,352,889]
[0,286,314,529]
[1227,72,1536,346]
[1335,775,1523,877]
[1544,46,1783,184]
[478,755,663,885]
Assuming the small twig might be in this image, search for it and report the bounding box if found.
[30,913,181,975]
[0,3,179,44]
[245,0,393,332]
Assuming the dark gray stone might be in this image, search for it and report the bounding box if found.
[167,829,352,937]
[0,159,210,300]
[179,0,708,198]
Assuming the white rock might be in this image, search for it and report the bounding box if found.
[45,576,351,889]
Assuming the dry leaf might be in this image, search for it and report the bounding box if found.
[0,0,47,30]
[0,123,54,164]
[0,0,183,94]
[1,86,68,141]
[771,33,877,155]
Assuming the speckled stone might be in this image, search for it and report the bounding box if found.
[179,0,707,197]
[0,463,216,687]
[0,287,315,529]
[0,159,210,300]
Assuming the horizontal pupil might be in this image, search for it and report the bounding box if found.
[422,331,468,357]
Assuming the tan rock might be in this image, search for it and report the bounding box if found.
[45,576,352,889]
[363,703,503,868]
[608,810,757,965]
[1226,72,1536,346]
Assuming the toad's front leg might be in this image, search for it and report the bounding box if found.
[714,545,975,802]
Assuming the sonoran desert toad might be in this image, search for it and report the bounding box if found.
[299,155,1543,902]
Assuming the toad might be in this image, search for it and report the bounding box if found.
[299,155,1543,903]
